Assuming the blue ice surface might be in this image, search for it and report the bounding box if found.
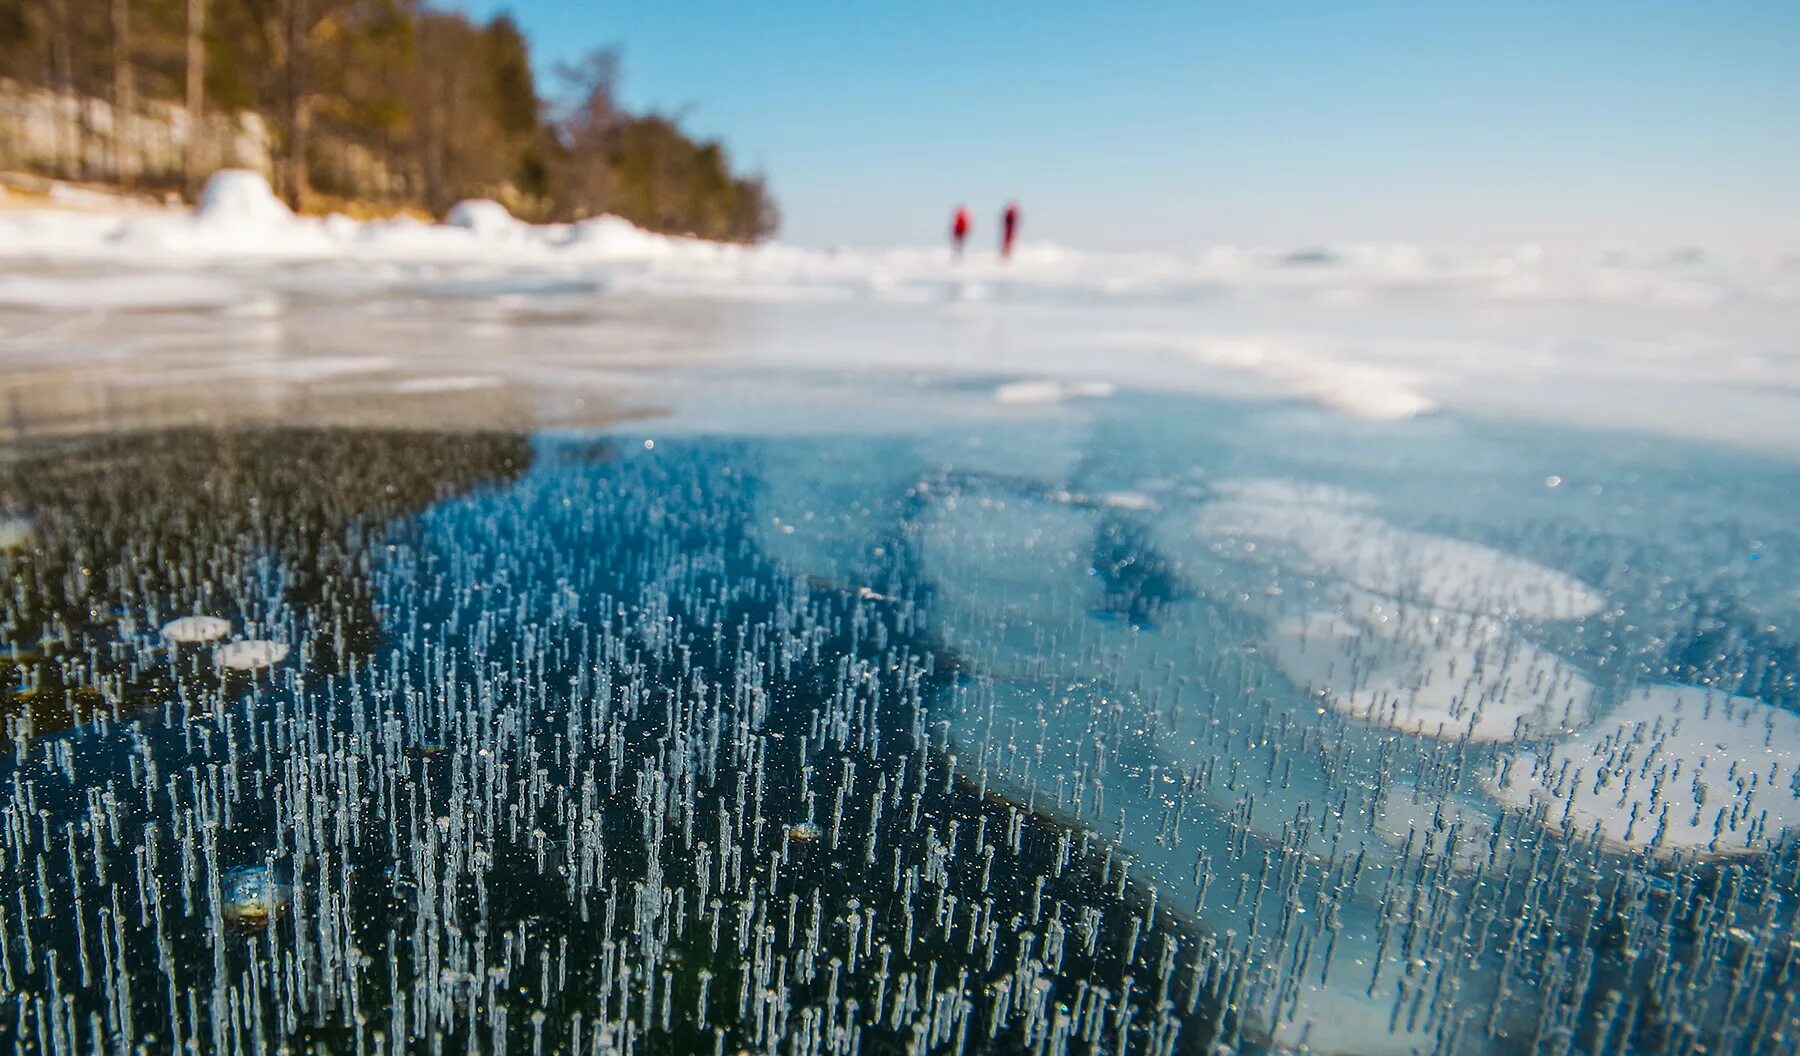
[5,383,1800,1056]
[731,386,1800,1052]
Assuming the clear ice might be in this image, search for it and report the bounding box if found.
[1,389,1799,1056]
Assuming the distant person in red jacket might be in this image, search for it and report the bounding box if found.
[1001,202,1020,260]
[951,205,971,258]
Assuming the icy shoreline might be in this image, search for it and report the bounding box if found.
[3,172,1789,300]
[3,171,1799,447]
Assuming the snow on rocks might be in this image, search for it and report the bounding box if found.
[565,214,678,258]
[444,199,519,238]
[0,170,688,264]
[1191,479,1605,742]
[195,169,294,227]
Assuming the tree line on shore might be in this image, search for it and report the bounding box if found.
[0,0,778,241]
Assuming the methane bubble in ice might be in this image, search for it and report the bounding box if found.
[0,515,32,550]
[220,864,292,929]
[214,638,290,669]
[160,614,233,643]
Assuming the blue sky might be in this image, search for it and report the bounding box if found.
[467,1,1799,251]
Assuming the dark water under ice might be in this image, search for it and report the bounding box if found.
[3,387,1800,1056]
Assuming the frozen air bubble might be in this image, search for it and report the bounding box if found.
[215,639,290,670]
[160,616,232,643]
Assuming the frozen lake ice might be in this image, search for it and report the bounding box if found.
[2,216,1800,1054]
[0,384,1797,1054]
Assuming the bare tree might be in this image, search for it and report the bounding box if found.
[46,0,76,177]
[549,46,623,217]
[185,0,206,194]
[111,0,134,185]
[281,0,308,210]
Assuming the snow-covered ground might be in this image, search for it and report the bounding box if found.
[1,171,1797,449]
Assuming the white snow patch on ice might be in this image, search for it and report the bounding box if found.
[1208,478,1378,510]
[1187,337,1435,421]
[0,273,246,311]
[1197,480,1605,621]
[389,375,503,394]
[993,379,1117,405]
[1267,601,1597,742]
[1487,685,1800,856]
[1099,490,1157,511]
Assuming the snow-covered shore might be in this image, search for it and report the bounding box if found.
[4,172,1790,300]
[2,171,1798,448]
